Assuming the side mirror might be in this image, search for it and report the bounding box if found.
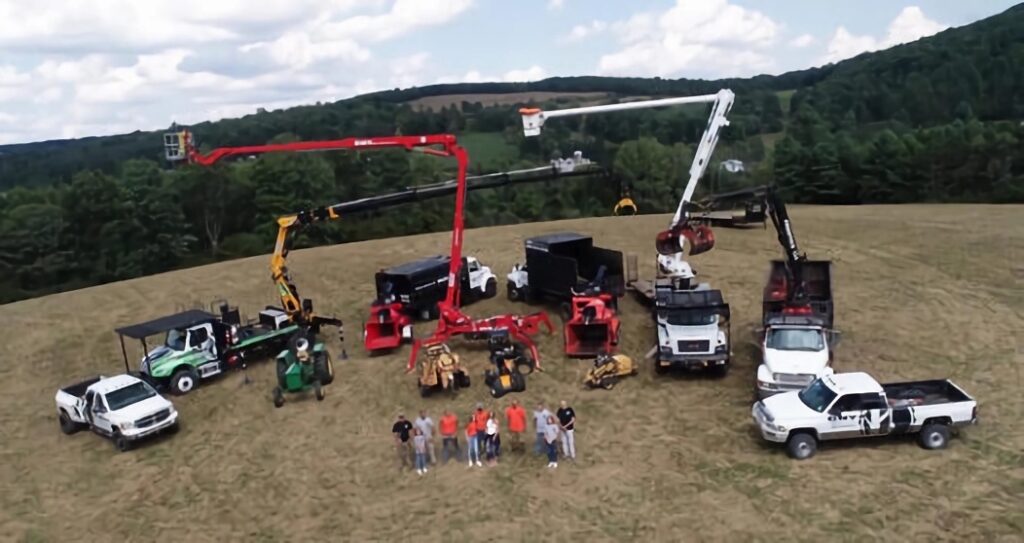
[827,330,842,346]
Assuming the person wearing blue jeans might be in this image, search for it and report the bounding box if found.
[533,402,552,455]
[413,428,428,475]
[465,415,482,467]
[543,416,560,469]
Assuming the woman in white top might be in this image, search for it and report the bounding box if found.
[543,415,560,469]
[485,411,500,465]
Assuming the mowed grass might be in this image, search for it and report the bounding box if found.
[1,205,1022,542]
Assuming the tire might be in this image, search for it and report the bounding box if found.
[455,372,471,389]
[786,433,817,460]
[273,387,285,408]
[506,282,521,302]
[165,421,180,435]
[919,423,950,450]
[170,367,199,396]
[602,377,618,390]
[419,385,432,398]
[315,351,335,386]
[559,302,573,322]
[484,278,497,299]
[708,362,729,378]
[113,433,131,453]
[58,411,80,435]
[516,360,535,376]
[654,361,670,375]
[314,381,325,401]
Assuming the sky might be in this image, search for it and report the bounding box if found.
[0,0,1018,145]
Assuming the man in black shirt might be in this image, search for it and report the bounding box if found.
[556,400,577,461]
[392,413,414,469]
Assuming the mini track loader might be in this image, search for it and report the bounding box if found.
[583,352,637,390]
[418,342,470,398]
[272,335,334,407]
[483,330,532,398]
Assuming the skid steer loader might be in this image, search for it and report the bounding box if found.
[583,352,637,390]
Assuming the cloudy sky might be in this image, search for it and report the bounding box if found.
[0,0,1016,145]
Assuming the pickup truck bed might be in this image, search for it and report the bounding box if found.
[60,377,102,399]
[884,379,972,407]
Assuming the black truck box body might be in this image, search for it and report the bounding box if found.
[375,255,471,311]
[523,232,624,300]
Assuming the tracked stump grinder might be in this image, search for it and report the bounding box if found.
[583,352,637,390]
[418,342,471,398]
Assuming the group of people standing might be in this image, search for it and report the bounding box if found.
[392,399,578,474]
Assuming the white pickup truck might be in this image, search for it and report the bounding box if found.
[752,372,977,460]
[56,374,179,451]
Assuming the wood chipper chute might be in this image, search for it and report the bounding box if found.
[363,302,413,353]
[583,352,637,390]
[564,292,621,358]
[272,335,334,407]
[417,342,470,398]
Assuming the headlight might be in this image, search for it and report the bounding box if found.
[121,421,135,430]
[715,344,728,353]
[757,380,776,390]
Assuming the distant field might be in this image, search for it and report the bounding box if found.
[776,89,796,114]
[408,91,609,110]
[1,206,1022,541]
[460,131,519,168]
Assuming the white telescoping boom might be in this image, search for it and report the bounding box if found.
[520,89,735,281]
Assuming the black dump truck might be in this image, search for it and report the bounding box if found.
[506,232,624,310]
[374,254,497,320]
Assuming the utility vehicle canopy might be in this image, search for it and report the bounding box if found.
[115,309,217,339]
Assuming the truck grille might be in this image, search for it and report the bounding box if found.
[135,409,171,428]
[773,373,815,386]
[677,340,710,353]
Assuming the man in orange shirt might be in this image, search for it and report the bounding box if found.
[504,398,528,452]
[473,403,490,458]
[439,409,460,464]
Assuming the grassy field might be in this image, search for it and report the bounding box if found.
[1,206,1022,542]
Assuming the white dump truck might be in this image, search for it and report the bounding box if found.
[55,374,179,451]
[752,372,978,460]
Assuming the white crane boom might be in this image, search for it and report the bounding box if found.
[520,89,735,228]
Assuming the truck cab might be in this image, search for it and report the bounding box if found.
[55,374,179,451]
[756,314,836,397]
[653,284,730,375]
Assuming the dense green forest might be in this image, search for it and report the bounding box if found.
[0,5,1022,303]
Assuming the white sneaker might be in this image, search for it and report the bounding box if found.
[417,469,423,475]
[475,461,483,467]
[468,461,474,467]
[552,462,558,468]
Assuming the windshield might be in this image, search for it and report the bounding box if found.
[660,310,717,326]
[106,382,158,411]
[165,329,186,351]
[767,328,824,351]
[798,379,837,413]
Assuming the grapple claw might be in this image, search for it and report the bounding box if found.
[656,224,715,256]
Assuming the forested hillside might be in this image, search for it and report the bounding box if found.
[0,4,1021,303]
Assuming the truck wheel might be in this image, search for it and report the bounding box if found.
[58,411,81,435]
[708,363,729,378]
[170,367,199,395]
[484,278,497,299]
[654,361,669,375]
[273,387,285,408]
[919,424,950,450]
[786,433,817,460]
[113,432,131,453]
[506,282,522,302]
[165,421,180,435]
[314,381,325,401]
[559,302,572,322]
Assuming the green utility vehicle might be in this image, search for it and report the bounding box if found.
[116,302,299,395]
[272,335,335,407]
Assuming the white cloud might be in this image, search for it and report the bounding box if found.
[562,20,607,43]
[0,0,475,144]
[435,65,548,85]
[597,0,779,77]
[502,66,547,82]
[822,6,947,63]
[789,34,816,48]
[547,0,565,10]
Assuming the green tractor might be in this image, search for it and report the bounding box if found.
[272,334,335,408]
